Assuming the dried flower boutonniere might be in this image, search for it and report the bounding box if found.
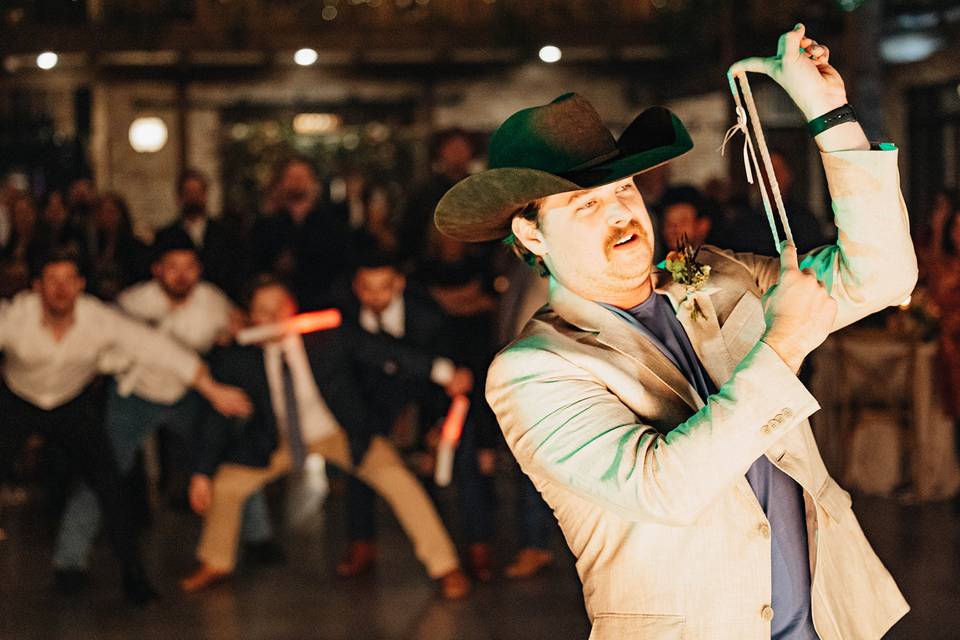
[664,235,712,321]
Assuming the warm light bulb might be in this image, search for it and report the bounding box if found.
[36,51,58,70]
[294,48,319,66]
[128,116,168,153]
[539,45,562,63]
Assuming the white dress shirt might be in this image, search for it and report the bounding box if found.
[114,280,233,404]
[358,294,455,386]
[263,334,339,445]
[0,292,199,410]
[359,294,405,338]
[182,217,207,248]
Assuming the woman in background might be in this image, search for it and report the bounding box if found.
[86,192,147,300]
[0,194,42,297]
[926,190,960,477]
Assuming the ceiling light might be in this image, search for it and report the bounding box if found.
[128,116,168,153]
[294,48,319,66]
[539,45,562,63]
[293,113,342,135]
[36,51,58,70]
[880,32,943,64]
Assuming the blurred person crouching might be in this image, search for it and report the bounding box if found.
[0,248,248,604]
[335,252,496,582]
[50,234,272,591]
[180,275,472,599]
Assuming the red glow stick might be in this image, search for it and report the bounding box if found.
[236,309,342,345]
[435,395,470,487]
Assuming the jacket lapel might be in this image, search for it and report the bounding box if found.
[653,268,738,386]
[549,278,702,412]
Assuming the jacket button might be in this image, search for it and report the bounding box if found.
[761,422,773,435]
[783,407,793,417]
[758,523,771,539]
[774,414,785,424]
[761,605,775,621]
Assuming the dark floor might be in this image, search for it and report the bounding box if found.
[0,482,958,640]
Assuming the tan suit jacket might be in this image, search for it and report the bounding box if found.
[487,148,917,639]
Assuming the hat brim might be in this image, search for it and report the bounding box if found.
[435,107,693,243]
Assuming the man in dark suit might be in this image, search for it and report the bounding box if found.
[251,159,354,310]
[153,168,248,301]
[333,253,496,581]
[180,275,473,599]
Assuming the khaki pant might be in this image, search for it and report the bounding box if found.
[197,433,459,578]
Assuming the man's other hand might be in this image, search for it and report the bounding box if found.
[760,244,838,373]
[207,383,253,418]
[189,474,213,515]
[445,367,474,398]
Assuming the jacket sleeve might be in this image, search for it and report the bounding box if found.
[487,338,820,525]
[103,304,200,385]
[722,148,918,331]
[194,349,240,476]
[345,324,445,386]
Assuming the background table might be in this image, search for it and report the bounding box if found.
[811,328,960,502]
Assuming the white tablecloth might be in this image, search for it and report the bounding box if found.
[811,329,960,501]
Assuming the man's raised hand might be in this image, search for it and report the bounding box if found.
[729,24,847,122]
[760,244,838,373]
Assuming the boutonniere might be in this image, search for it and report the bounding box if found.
[664,235,711,321]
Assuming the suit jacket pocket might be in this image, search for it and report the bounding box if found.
[589,613,685,640]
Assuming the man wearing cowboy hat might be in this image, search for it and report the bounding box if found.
[435,25,914,640]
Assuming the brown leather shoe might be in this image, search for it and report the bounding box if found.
[468,543,495,583]
[335,541,378,578]
[438,568,472,600]
[504,548,554,579]
[179,564,231,593]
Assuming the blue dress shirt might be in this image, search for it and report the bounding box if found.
[602,293,817,639]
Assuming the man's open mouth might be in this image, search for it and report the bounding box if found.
[612,232,638,248]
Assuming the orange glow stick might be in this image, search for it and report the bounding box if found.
[236,309,342,345]
[435,395,470,487]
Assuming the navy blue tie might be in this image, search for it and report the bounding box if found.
[280,352,307,470]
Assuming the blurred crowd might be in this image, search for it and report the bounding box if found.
[2,126,957,606]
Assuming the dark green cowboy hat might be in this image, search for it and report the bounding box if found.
[434,93,693,242]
